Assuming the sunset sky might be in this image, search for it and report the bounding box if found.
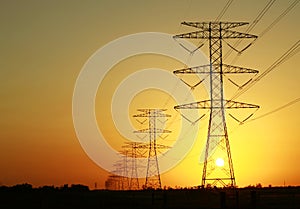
[1,0,299,189]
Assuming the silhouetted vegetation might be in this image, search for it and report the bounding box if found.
[0,184,299,209]
[0,183,89,192]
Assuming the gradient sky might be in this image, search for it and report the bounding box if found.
[1,0,299,189]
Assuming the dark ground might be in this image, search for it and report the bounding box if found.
[0,184,299,209]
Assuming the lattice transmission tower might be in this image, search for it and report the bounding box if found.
[173,22,259,187]
[133,109,171,189]
[122,142,144,190]
[111,157,129,190]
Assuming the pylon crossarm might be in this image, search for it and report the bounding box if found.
[133,112,171,118]
[220,22,248,29]
[122,142,144,148]
[174,100,210,109]
[173,30,209,39]
[134,129,171,134]
[173,64,258,74]
[173,29,257,40]
[181,21,249,30]
[136,108,167,112]
[181,21,206,29]
[174,30,257,40]
[174,100,259,109]
[173,64,210,74]
[222,64,258,74]
[224,100,260,109]
[222,29,257,39]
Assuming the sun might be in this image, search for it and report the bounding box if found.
[215,158,224,167]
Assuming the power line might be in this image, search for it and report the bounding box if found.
[247,98,300,122]
[223,0,276,60]
[225,0,299,64]
[215,0,234,21]
[231,39,300,100]
[259,0,299,38]
[246,0,276,33]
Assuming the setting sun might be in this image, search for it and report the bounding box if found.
[215,158,225,167]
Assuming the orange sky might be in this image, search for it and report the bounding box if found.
[0,0,299,189]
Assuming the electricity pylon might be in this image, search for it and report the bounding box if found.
[111,158,129,190]
[133,109,171,189]
[105,174,120,190]
[122,142,144,190]
[174,22,259,187]
[118,150,130,190]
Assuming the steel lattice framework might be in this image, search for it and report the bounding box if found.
[174,22,259,187]
[122,142,144,190]
[133,109,171,189]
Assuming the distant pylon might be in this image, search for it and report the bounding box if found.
[105,174,121,190]
[122,142,144,190]
[174,22,259,187]
[111,159,129,190]
[118,150,130,190]
[133,109,171,189]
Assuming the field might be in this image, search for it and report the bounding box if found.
[1,185,299,209]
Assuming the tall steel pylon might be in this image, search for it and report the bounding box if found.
[174,22,259,187]
[133,109,171,189]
